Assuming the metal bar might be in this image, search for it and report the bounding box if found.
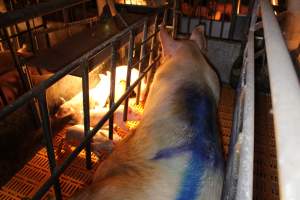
[109,42,117,140]
[41,16,51,48]
[163,8,168,25]
[32,54,161,200]
[0,16,148,120]
[172,0,178,39]
[37,92,62,200]
[123,31,135,121]
[144,14,159,104]
[0,0,90,28]
[235,1,257,199]
[25,20,36,54]
[236,20,255,200]
[81,59,92,169]
[220,2,226,38]
[0,87,8,106]
[1,28,28,90]
[0,24,44,43]
[260,0,300,199]
[136,20,148,105]
[229,0,238,39]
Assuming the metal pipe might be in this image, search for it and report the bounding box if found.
[0,16,148,120]
[144,15,159,104]
[25,20,36,54]
[220,2,226,38]
[81,59,92,169]
[236,20,255,200]
[172,0,178,39]
[0,87,8,106]
[123,31,135,121]
[1,28,28,91]
[109,42,117,140]
[32,55,161,200]
[37,92,62,200]
[136,20,148,105]
[260,0,300,199]
[0,24,44,43]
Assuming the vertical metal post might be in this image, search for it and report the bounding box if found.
[187,15,191,34]
[37,92,62,200]
[209,1,216,37]
[109,42,117,140]
[42,16,51,48]
[136,20,148,105]
[25,20,36,54]
[0,87,8,106]
[229,0,238,39]
[198,4,203,25]
[81,59,92,169]
[1,28,28,90]
[144,15,159,104]
[172,0,178,39]
[220,2,227,38]
[123,31,135,121]
[163,8,168,25]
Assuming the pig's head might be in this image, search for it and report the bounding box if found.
[55,97,75,119]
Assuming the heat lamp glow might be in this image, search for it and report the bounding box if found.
[57,65,145,157]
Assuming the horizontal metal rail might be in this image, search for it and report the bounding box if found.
[0,0,90,28]
[260,0,300,199]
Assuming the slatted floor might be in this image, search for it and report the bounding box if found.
[0,85,240,199]
[253,94,280,200]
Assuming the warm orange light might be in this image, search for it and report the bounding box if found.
[271,0,278,6]
[237,0,241,14]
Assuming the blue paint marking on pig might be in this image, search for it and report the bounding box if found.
[152,84,223,200]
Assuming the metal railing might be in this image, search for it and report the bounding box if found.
[174,0,254,40]
[0,11,163,199]
[224,0,300,199]
[222,0,256,199]
[0,0,91,107]
[260,0,300,199]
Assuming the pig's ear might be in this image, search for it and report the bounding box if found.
[190,25,207,54]
[59,97,66,104]
[159,26,180,58]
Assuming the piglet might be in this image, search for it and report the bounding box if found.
[71,25,223,200]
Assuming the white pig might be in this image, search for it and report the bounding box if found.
[71,25,223,200]
[55,74,110,119]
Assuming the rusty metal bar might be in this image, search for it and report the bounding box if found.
[0,0,90,28]
[123,31,135,121]
[81,59,92,169]
[136,20,148,105]
[109,42,117,140]
[37,92,62,200]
